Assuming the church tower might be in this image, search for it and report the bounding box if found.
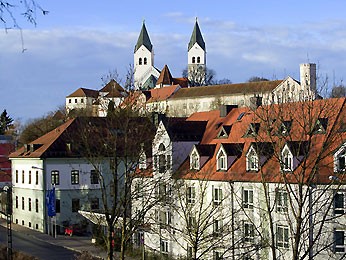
[134,22,154,90]
[188,18,206,86]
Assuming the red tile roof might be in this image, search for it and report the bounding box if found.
[174,98,346,184]
[66,88,99,98]
[147,85,181,103]
[170,80,283,99]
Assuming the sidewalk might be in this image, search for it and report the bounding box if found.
[0,218,107,259]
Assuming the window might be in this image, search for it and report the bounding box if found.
[80,98,84,103]
[190,151,199,170]
[282,148,293,172]
[197,56,200,63]
[244,222,254,243]
[35,199,38,213]
[213,250,223,260]
[187,245,194,259]
[91,198,99,210]
[246,147,258,171]
[276,225,289,248]
[22,170,24,184]
[157,210,171,226]
[22,197,24,210]
[56,199,60,213]
[72,199,80,213]
[28,171,31,184]
[213,186,223,206]
[276,190,288,213]
[160,239,169,253]
[139,57,142,65]
[192,57,196,64]
[213,219,223,236]
[15,196,18,209]
[35,171,39,185]
[15,170,18,183]
[187,186,196,204]
[51,170,59,185]
[90,170,99,184]
[334,192,345,215]
[217,149,227,171]
[158,143,167,173]
[313,118,328,134]
[144,57,147,65]
[74,99,77,103]
[334,230,345,252]
[28,198,32,211]
[336,149,346,172]
[71,170,79,185]
[69,99,71,103]
[188,215,196,230]
[242,188,254,209]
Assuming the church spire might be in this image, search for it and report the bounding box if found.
[134,21,153,52]
[188,18,205,51]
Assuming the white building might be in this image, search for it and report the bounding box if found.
[133,98,346,259]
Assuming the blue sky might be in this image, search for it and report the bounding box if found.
[1,0,346,123]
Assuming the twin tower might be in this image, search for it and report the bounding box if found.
[134,19,206,90]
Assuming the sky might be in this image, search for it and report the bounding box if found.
[1,0,346,123]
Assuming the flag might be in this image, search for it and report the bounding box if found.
[46,187,56,217]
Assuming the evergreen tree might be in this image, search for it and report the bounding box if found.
[0,109,13,135]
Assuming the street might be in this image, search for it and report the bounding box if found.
[0,225,78,260]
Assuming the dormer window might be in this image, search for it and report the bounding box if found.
[313,118,328,134]
[246,146,258,171]
[158,143,167,173]
[217,126,231,139]
[335,144,346,173]
[216,149,227,171]
[244,123,260,137]
[278,121,292,136]
[281,146,293,172]
[190,150,199,170]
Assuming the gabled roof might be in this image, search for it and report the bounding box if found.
[142,75,157,90]
[222,143,244,156]
[100,79,125,94]
[134,22,153,52]
[195,144,216,157]
[162,118,207,142]
[188,19,205,51]
[67,88,99,98]
[170,80,284,99]
[156,65,173,86]
[147,85,181,103]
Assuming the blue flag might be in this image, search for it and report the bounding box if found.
[46,187,56,217]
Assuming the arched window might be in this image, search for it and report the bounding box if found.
[190,151,199,170]
[281,147,293,172]
[139,58,142,65]
[217,149,226,171]
[197,56,200,63]
[192,57,196,64]
[246,147,258,171]
[144,57,147,65]
[159,143,165,152]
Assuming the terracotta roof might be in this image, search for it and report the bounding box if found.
[170,80,284,99]
[147,85,181,103]
[156,65,173,86]
[173,77,189,88]
[67,88,99,98]
[174,98,346,184]
[100,79,125,94]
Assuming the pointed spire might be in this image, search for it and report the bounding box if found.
[134,21,153,52]
[188,18,205,51]
[156,65,173,86]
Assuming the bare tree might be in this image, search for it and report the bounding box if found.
[240,98,346,259]
[182,66,215,87]
[70,107,161,260]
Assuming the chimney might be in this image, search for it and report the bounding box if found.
[220,105,237,117]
